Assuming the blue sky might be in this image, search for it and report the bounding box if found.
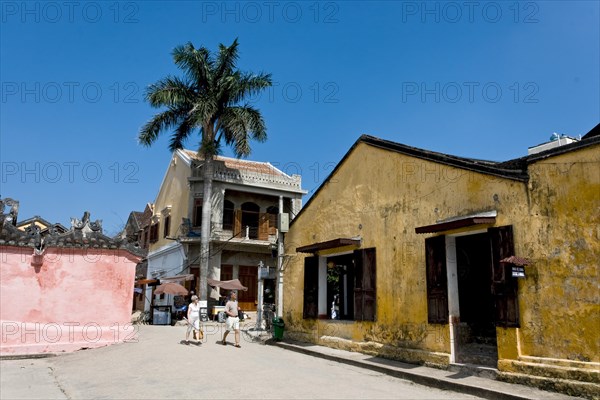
[1,1,598,235]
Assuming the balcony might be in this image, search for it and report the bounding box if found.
[178,221,275,251]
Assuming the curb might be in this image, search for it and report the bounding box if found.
[0,353,58,361]
[270,340,584,400]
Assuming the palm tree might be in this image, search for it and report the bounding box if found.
[139,39,272,302]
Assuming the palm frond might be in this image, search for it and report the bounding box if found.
[168,113,198,151]
[219,105,267,157]
[214,38,240,82]
[172,42,213,89]
[145,76,194,108]
[228,72,272,105]
[138,108,184,147]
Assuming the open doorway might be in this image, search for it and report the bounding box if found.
[455,233,498,366]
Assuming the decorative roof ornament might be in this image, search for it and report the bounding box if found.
[71,211,103,235]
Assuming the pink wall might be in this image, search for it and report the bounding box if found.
[1,246,140,355]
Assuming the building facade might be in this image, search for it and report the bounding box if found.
[146,150,305,313]
[282,130,599,398]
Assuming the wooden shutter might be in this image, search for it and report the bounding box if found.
[234,210,242,237]
[303,256,319,319]
[426,235,449,324]
[258,213,269,240]
[489,225,520,327]
[354,248,377,321]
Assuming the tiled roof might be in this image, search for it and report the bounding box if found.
[181,150,287,177]
[291,130,600,226]
[0,201,145,257]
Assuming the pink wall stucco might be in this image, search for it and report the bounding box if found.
[1,246,140,355]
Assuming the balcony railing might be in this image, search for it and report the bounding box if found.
[192,161,302,191]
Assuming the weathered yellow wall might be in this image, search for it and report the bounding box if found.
[284,140,600,390]
[151,153,191,250]
[284,142,528,364]
[516,146,600,363]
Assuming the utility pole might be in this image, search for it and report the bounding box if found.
[256,261,264,329]
[277,196,285,318]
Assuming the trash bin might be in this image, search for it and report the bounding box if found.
[272,317,285,340]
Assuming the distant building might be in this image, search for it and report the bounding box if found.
[0,199,144,355]
[119,206,152,312]
[527,132,579,155]
[144,149,306,318]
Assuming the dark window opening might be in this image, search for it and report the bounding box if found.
[241,202,260,239]
[223,200,234,230]
[193,199,203,228]
[303,248,377,322]
[163,215,171,238]
[266,205,278,234]
[149,223,159,243]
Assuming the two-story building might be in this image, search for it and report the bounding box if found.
[145,149,306,314]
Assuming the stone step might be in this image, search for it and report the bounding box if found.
[498,370,600,399]
[500,360,600,384]
[456,342,498,367]
[448,362,499,380]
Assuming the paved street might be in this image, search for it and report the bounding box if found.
[1,321,484,400]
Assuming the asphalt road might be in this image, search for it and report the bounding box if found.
[1,323,485,400]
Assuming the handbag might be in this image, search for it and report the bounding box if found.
[238,309,244,320]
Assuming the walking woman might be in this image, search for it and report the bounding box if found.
[185,295,202,345]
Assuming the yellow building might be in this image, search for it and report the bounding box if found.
[283,127,599,398]
[146,149,305,317]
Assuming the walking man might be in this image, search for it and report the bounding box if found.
[222,291,241,348]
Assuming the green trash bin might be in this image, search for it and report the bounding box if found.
[272,317,285,340]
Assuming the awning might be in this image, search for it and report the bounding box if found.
[159,274,194,283]
[207,278,248,291]
[134,278,158,286]
[415,211,497,234]
[296,238,361,253]
[500,256,531,266]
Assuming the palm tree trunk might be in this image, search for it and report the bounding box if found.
[199,155,214,302]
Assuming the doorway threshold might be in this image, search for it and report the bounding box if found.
[449,362,498,380]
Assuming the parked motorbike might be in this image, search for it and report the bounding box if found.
[172,304,188,323]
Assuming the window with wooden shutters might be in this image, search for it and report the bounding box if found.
[488,225,520,327]
[425,235,449,324]
[354,248,377,321]
[303,256,319,319]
